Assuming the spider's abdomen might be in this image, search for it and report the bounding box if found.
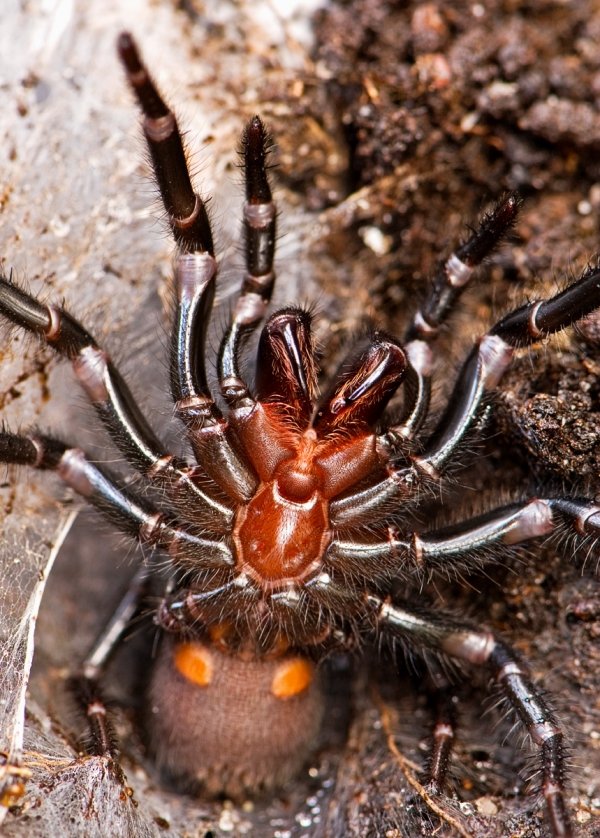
[147,636,323,797]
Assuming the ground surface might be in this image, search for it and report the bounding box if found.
[0,1,599,836]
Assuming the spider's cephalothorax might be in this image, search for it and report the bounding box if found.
[1,33,600,835]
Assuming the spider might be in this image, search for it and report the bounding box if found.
[1,32,599,838]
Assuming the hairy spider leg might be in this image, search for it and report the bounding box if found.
[419,262,600,475]
[331,263,600,526]
[118,33,257,503]
[62,564,150,766]
[117,32,214,254]
[0,432,234,569]
[405,194,522,344]
[0,429,237,739]
[424,683,457,793]
[156,577,264,636]
[210,117,282,480]
[66,672,122,773]
[1,431,234,766]
[83,564,151,682]
[368,597,575,838]
[0,279,232,529]
[218,116,277,410]
[329,498,600,577]
[386,193,522,442]
[178,116,277,496]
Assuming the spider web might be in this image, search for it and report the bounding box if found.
[0,514,73,822]
[0,514,75,761]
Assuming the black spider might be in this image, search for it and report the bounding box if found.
[1,32,599,838]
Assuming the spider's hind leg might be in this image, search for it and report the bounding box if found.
[369,596,574,838]
[68,672,120,764]
[66,563,150,768]
[423,678,457,794]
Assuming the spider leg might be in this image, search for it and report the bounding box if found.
[405,194,522,345]
[384,194,521,444]
[417,262,600,476]
[66,564,149,765]
[157,575,346,643]
[329,497,600,577]
[117,33,257,503]
[168,247,258,502]
[0,431,234,570]
[331,263,600,527]
[368,595,573,838]
[218,116,277,411]
[155,579,259,633]
[0,278,233,528]
[424,683,456,793]
[82,563,150,681]
[68,673,121,767]
[384,338,433,444]
[117,33,213,254]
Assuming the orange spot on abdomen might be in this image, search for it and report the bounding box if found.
[174,642,214,686]
[271,657,315,698]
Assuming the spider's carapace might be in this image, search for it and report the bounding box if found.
[231,318,407,586]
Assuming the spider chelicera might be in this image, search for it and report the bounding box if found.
[1,32,599,838]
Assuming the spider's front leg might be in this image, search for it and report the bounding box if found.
[118,35,277,501]
[119,33,256,501]
[368,595,574,838]
[0,279,231,528]
[332,262,600,527]
[387,193,521,442]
